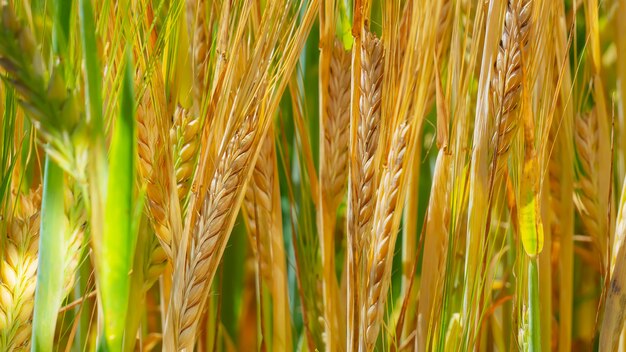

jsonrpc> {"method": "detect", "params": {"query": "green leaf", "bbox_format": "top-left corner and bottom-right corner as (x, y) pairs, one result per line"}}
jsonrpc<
(31, 156), (66, 351)
(52, 0), (72, 60)
(78, 0), (103, 134)
(98, 48), (136, 351)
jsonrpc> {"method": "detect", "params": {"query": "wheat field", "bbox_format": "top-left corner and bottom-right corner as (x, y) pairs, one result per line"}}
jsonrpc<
(0, 0), (625, 350)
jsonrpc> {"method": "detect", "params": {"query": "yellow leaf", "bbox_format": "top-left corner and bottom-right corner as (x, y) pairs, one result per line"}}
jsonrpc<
(520, 157), (543, 256)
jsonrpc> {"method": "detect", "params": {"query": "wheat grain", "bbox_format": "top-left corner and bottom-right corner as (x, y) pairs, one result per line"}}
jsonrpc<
(490, 0), (532, 173)
(144, 235), (169, 289)
(0, 189), (41, 351)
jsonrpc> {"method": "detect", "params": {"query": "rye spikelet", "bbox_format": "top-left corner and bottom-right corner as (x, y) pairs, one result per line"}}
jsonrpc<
(574, 109), (605, 263)
(172, 106), (201, 213)
(0, 189), (41, 351)
(364, 121), (410, 350)
(322, 39), (351, 211)
(490, 0), (533, 172)
(169, 112), (258, 350)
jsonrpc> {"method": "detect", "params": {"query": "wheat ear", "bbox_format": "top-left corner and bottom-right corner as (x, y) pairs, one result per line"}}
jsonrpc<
(364, 121), (410, 350)
(137, 84), (181, 264)
(243, 131), (276, 286)
(490, 0), (532, 172)
(318, 37), (351, 351)
(62, 187), (85, 297)
(347, 31), (383, 350)
(167, 112), (258, 350)
(0, 189), (41, 351)
(574, 109), (606, 264)
(322, 39), (352, 211)
(351, 32), (384, 243)
(243, 126), (292, 351)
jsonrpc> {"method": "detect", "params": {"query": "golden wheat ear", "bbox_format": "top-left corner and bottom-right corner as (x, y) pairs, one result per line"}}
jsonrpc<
(364, 120), (410, 350)
(347, 30), (383, 350)
(574, 109), (606, 267)
(322, 40), (351, 214)
(137, 71), (182, 268)
(490, 0), (533, 175)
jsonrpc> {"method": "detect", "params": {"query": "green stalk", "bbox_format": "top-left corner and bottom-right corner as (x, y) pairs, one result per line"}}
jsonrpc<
(528, 258), (540, 352)
(98, 50), (136, 351)
(31, 157), (66, 351)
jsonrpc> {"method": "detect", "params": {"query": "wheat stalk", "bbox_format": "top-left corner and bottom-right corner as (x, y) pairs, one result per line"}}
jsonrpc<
(490, 0), (532, 173)
(0, 189), (41, 351)
(417, 152), (452, 350)
(363, 120), (410, 350)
